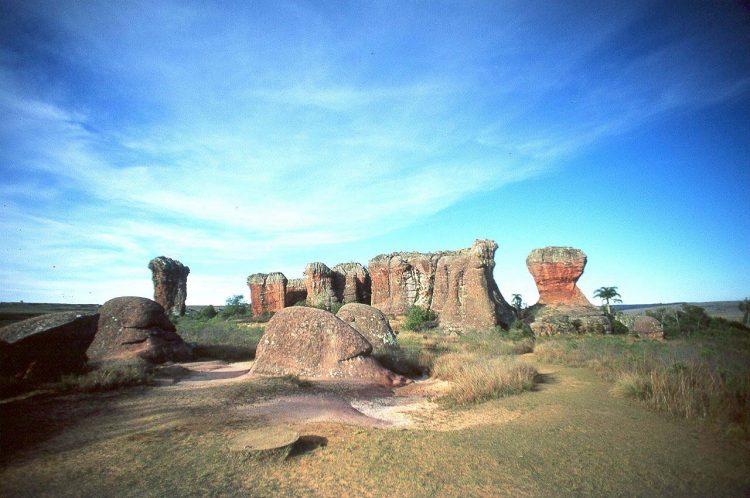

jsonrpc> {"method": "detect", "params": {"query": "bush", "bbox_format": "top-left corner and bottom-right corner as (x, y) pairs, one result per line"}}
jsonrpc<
(508, 320), (534, 339)
(222, 295), (250, 319)
(198, 305), (218, 320)
(403, 306), (438, 331)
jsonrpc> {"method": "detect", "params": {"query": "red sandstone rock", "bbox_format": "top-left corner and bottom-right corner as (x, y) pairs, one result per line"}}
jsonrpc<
(526, 247), (591, 306)
(247, 272), (288, 316)
(304, 262), (339, 310)
(368, 240), (515, 330)
(285, 278), (308, 306)
(148, 256), (190, 316)
(250, 307), (406, 386)
(332, 262), (371, 304)
(87, 297), (191, 363)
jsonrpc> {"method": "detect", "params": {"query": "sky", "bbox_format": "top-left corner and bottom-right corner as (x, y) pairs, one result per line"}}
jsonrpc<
(1, 0), (749, 306)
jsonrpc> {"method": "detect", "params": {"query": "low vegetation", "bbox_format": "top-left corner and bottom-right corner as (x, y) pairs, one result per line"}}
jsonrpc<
(57, 358), (154, 392)
(402, 305), (438, 331)
(174, 316), (264, 361)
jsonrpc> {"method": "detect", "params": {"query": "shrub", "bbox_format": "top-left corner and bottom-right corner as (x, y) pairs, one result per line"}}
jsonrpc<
(198, 305), (218, 320)
(403, 306), (438, 331)
(508, 320), (534, 339)
(58, 358), (154, 392)
(222, 295), (250, 319)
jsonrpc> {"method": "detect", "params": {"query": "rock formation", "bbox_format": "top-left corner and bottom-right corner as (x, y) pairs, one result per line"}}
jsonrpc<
(525, 246), (611, 335)
(369, 240), (515, 330)
(617, 314), (664, 340)
(247, 272), (288, 316)
(250, 307), (406, 386)
(148, 256), (190, 316)
(87, 297), (191, 363)
(332, 262), (371, 304)
(525, 247), (590, 306)
(304, 262), (339, 310)
(336, 303), (397, 354)
(0, 312), (99, 381)
(285, 278), (307, 306)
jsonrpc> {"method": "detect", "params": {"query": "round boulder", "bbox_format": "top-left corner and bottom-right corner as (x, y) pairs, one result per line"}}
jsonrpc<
(250, 307), (405, 386)
(336, 303), (398, 354)
(632, 315), (664, 340)
(87, 296), (191, 363)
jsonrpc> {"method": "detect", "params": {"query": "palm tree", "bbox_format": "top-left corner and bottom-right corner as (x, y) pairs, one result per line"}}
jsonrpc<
(511, 293), (523, 317)
(593, 286), (622, 315)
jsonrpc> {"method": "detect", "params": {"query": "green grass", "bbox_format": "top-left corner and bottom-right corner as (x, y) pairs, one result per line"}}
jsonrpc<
(535, 334), (750, 437)
(56, 358), (154, 392)
(174, 316), (264, 361)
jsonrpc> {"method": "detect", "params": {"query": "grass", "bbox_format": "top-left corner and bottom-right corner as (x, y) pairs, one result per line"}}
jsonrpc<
(56, 358), (154, 392)
(535, 334), (750, 437)
(174, 316), (264, 361)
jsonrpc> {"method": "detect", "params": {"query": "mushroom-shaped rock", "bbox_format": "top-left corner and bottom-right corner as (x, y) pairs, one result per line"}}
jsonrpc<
(250, 307), (405, 386)
(148, 256), (190, 316)
(247, 272), (288, 316)
(87, 296), (191, 363)
(526, 247), (591, 306)
(0, 312), (99, 380)
(336, 303), (397, 354)
(304, 262), (339, 311)
(332, 262), (371, 304)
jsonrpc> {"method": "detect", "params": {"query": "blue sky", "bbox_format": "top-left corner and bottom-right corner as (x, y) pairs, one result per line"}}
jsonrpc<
(1, 0), (748, 305)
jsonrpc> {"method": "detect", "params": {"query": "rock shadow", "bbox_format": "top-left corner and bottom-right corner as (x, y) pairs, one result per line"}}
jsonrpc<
(288, 435), (328, 458)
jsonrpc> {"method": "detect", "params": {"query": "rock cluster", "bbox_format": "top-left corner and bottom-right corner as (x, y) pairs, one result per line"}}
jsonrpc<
(525, 246), (611, 335)
(87, 296), (192, 363)
(0, 312), (99, 380)
(250, 307), (405, 386)
(526, 247), (590, 306)
(148, 256), (190, 316)
(369, 240), (515, 330)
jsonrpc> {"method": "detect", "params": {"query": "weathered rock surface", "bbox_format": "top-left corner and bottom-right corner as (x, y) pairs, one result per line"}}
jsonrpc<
(336, 303), (397, 354)
(332, 262), (371, 305)
(148, 256), (190, 316)
(87, 297), (191, 363)
(528, 304), (612, 336)
(0, 312), (99, 380)
(248, 272), (288, 316)
(526, 247), (591, 306)
(250, 307), (405, 385)
(285, 278), (307, 306)
(618, 314), (665, 340)
(304, 262), (339, 311)
(369, 240), (515, 330)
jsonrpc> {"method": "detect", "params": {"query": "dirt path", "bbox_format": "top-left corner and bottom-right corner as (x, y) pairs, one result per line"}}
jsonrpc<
(1, 357), (749, 497)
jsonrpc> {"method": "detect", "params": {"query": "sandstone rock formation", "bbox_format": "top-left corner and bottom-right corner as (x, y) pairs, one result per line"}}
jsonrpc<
(618, 314), (664, 340)
(247, 272), (288, 316)
(250, 307), (405, 386)
(87, 297), (191, 363)
(148, 256), (190, 316)
(336, 303), (397, 354)
(304, 262), (339, 310)
(369, 240), (515, 330)
(285, 278), (307, 306)
(332, 262), (371, 304)
(528, 304), (612, 336)
(525, 247), (590, 306)
(525, 246), (611, 335)
(0, 312), (99, 380)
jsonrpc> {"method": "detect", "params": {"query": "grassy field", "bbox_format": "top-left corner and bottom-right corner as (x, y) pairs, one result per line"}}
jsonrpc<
(1, 305), (749, 495)
(617, 300), (746, 323)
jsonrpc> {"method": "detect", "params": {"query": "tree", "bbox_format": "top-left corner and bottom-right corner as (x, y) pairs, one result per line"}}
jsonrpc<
(511, 293), (524, 317)
(593, 286), (622, 315)
(740, 298), (750, 327)
(222, 294), (249, 318)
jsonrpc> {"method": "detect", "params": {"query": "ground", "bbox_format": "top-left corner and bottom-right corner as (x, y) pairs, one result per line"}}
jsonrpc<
(1, 354), (748, 497)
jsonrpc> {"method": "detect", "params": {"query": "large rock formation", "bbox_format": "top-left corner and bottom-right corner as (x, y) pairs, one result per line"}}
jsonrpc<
(304, 262), (339, 311)
(250, 307), (405, 385)
(87, 297), (191, 363)
(525, 246), (611, 335)
(332, 262), (371, 304)
(617, 314), (665, 340)
(0, 312), (99, 380)
(369, 240), (515, 330)
(285, 278), (307, 306)
(336, 303), (397, 354)
(247, 272), (288, 316)
(148, 256), (190, 316)
(525, 247), (590, 306)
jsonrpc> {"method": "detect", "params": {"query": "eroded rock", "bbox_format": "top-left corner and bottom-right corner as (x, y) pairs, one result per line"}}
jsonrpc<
(250, 307), (405, 385)
(332, 262), (371, 305)
(526, 247), (590, 306)
(369, 240), (515, 330)
(618, 314), (665, 340)
(248, 272), (288, 316)
(148, 256), (190, 316)
(0, 312), (99, 380)
(304, 262), (339, 311)
(528, 304), (612, 336)
(285, 278), (308, 306)
(87, 296), (191, 363)
(336, 303), (397, 354)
